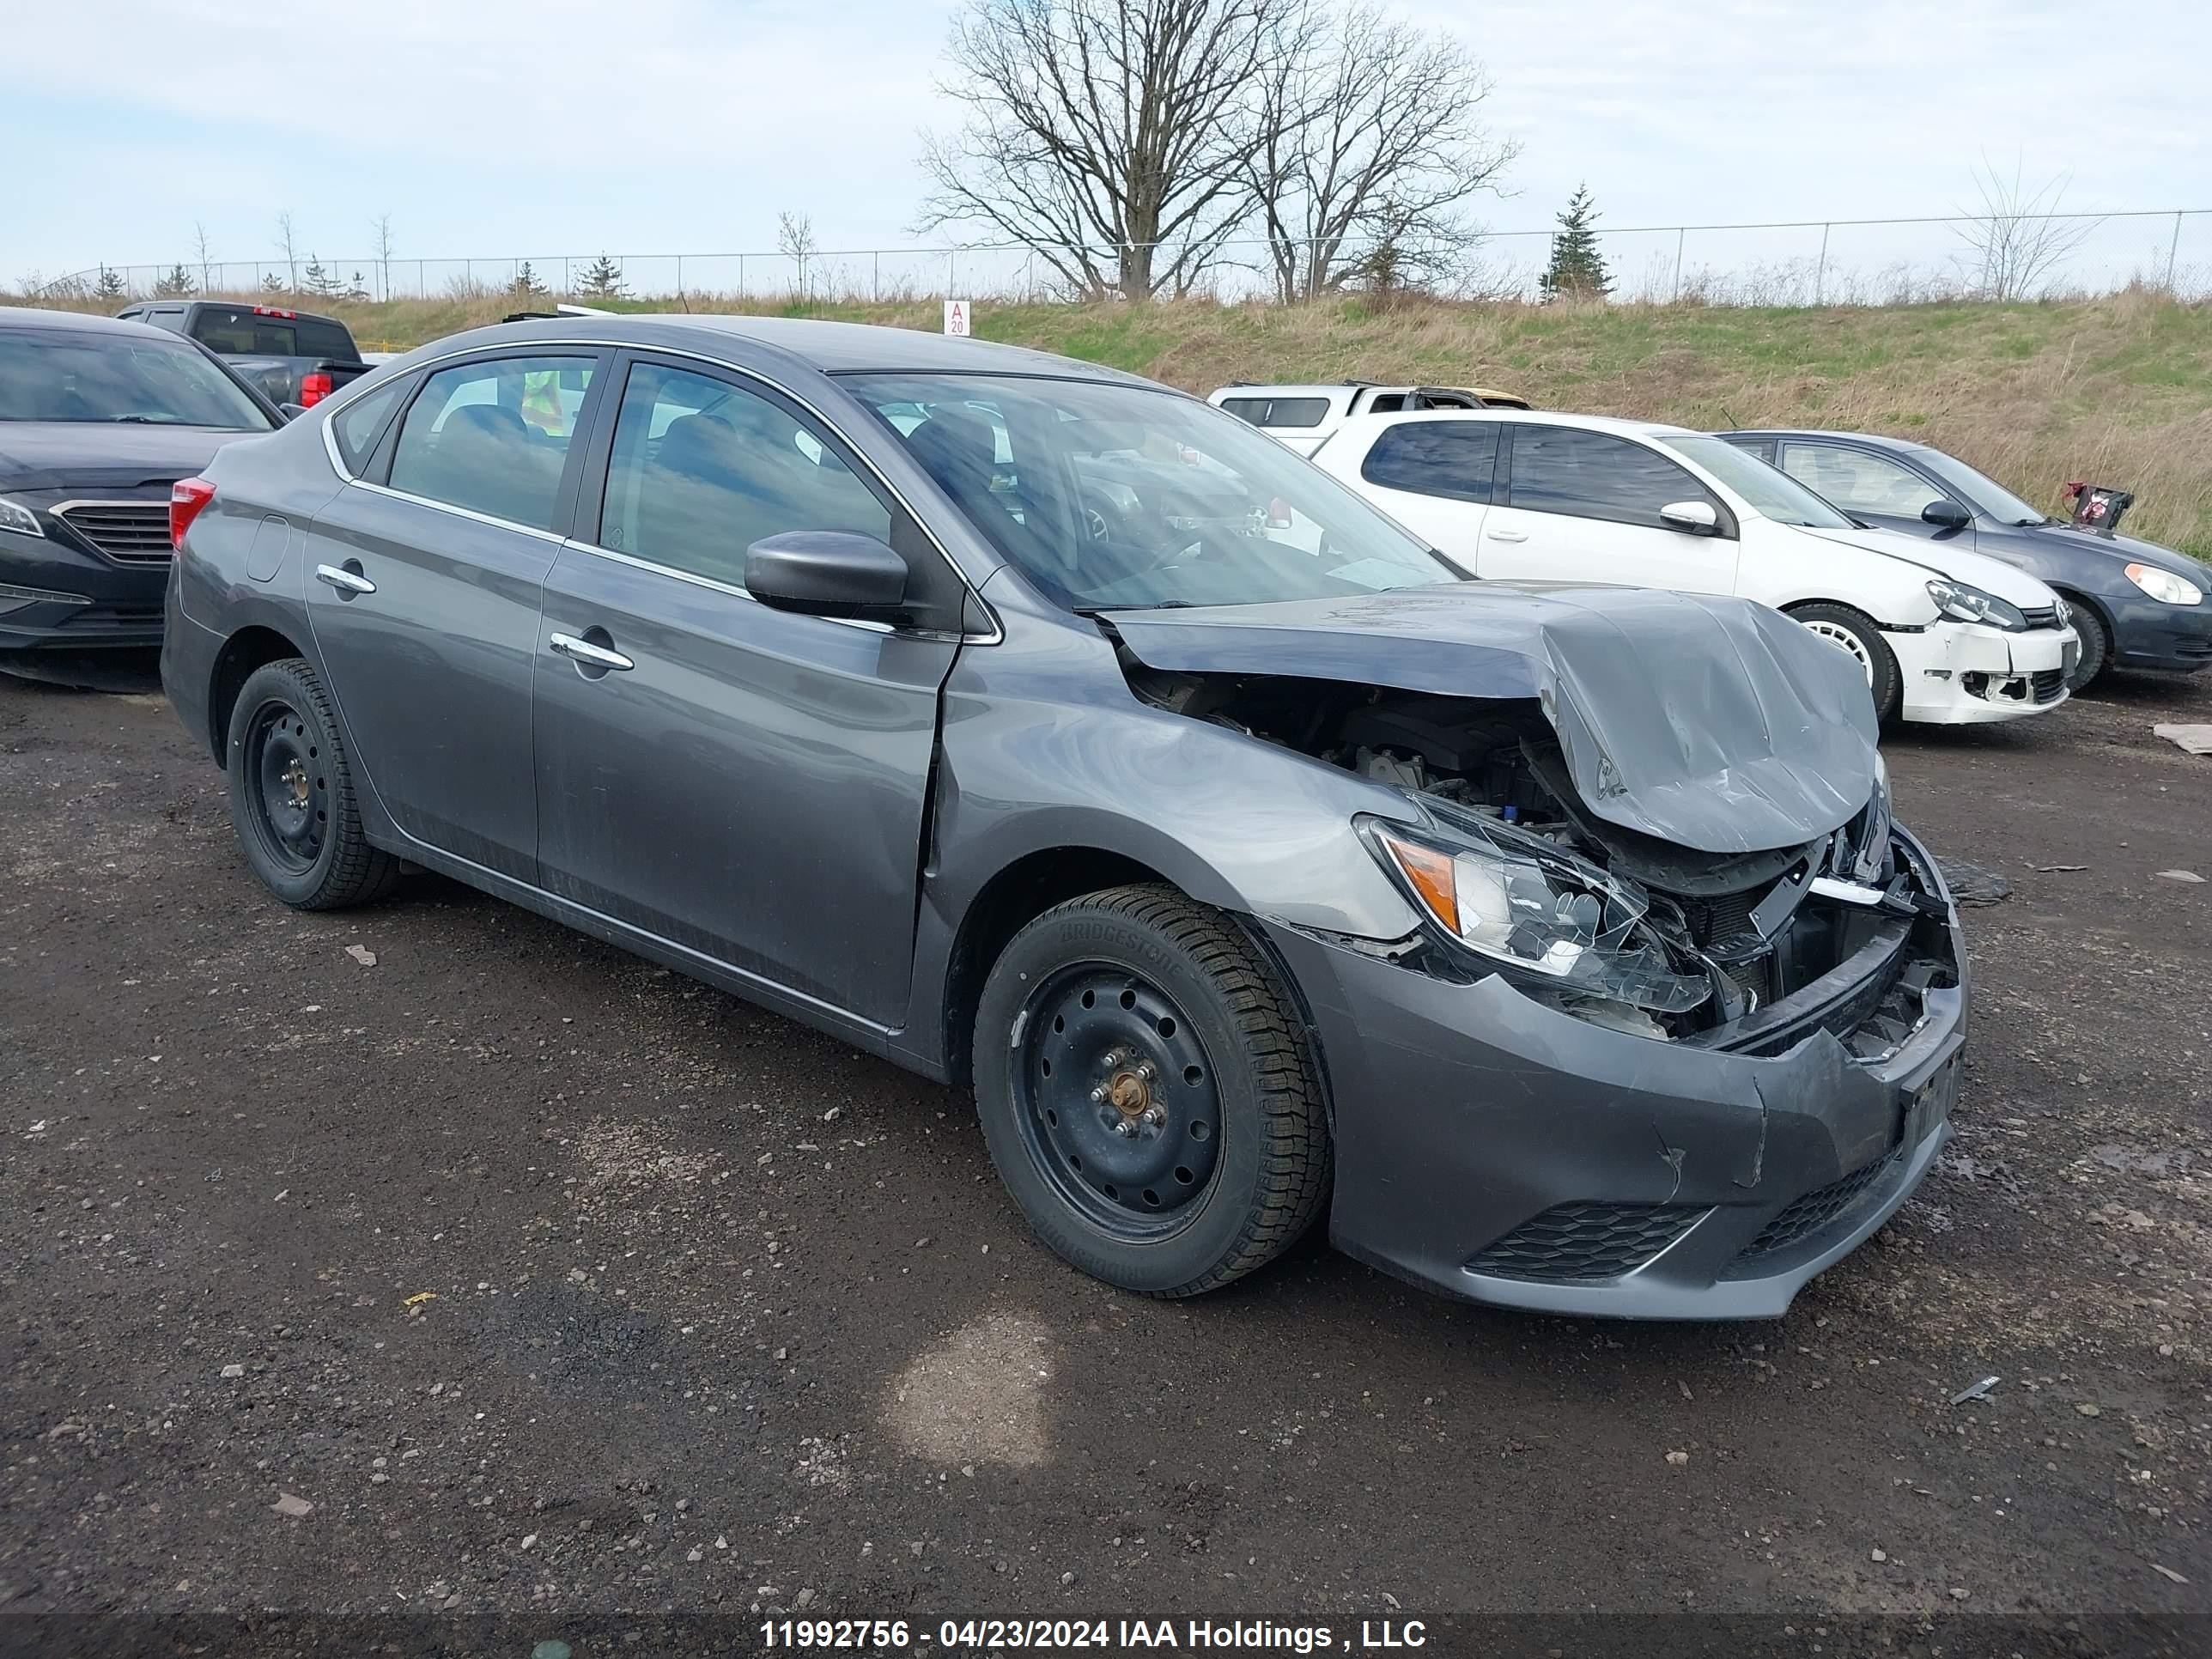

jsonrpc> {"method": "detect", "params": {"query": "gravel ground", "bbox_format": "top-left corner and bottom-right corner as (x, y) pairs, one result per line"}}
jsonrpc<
(2, 661), (2209, 1656)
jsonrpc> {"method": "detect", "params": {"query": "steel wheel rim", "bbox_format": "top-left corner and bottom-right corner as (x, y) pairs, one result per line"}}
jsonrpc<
(1012, 963), (1223, 1240)
(245, 698), (327, 873)
(1803, 618), (1875, 685)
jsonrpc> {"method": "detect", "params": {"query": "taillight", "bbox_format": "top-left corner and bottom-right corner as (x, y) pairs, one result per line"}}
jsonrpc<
(170, 477), (216, 549)
(299, 371), (333, 407)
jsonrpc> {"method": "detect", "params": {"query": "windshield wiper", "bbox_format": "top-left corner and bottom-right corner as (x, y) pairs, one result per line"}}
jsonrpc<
(111, 414), (183, 424)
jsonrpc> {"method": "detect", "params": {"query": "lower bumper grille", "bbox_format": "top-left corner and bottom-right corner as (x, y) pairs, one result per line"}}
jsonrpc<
(1723, 1153), (1899, 1274)
(56, 501), (174, 564)
(1468, 1201), (1707, 1283)
(2031, 667), (2065, 703)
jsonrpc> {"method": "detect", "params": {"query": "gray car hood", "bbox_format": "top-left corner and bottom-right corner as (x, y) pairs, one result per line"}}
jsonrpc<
(0, 421), (260, 491)
(1106, 582), (1880, 855)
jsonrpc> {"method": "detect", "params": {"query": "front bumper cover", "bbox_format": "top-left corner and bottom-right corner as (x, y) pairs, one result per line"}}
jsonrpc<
(1888, 619), (2075, 724)
(1268, 824), (1965, 1320)
(0, 521), (168, 654)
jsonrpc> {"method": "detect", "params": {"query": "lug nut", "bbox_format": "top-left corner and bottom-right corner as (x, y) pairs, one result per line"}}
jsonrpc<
(1137, 1061), (1155, 1080)
(1142, 1105), (1166, 1128)
(1091, 1085), (1108, 1103)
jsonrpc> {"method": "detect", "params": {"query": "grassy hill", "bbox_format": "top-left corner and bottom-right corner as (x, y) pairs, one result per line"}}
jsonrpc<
(20, 289), (2212, 556)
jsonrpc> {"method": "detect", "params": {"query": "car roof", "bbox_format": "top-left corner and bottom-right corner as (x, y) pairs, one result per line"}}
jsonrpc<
(1720, 428), (1929, 455)
(1340, 407), (1695, 440)
(385, 314), (1159, 387)
(0, 305), (177, 339)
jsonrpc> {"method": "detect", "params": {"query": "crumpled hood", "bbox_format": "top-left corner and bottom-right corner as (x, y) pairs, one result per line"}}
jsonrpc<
(1796, 524), (2057, 608)
(1107, 582), (1879, 854)
(0, 422), (259, 491)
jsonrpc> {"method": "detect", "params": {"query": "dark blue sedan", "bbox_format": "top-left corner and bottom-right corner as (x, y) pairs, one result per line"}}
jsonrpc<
(1719, 428), (2212, 689)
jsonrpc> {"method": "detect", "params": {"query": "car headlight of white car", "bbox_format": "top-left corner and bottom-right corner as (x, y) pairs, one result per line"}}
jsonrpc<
(1926, 578), (2027, 631)
(2124, 562), (2204, 606)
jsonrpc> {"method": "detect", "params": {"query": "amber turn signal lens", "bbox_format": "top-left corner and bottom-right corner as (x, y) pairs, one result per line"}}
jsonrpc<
(1379, 833), (1459, 937)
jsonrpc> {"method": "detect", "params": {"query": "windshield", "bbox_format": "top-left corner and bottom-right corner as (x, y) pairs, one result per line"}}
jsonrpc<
(842, 373), (1456, 611)
(0, 332), (274, 428)
(1660, 434), (1854, 529)
(1913, 447), (2048, 526)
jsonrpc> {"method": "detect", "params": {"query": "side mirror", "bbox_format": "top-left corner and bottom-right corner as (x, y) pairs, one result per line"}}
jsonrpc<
(1921, 498), (1972, 530)
(277, 403), (307, 422)
(1659, 500), (1719, 535)
(744, 531), (908, 621)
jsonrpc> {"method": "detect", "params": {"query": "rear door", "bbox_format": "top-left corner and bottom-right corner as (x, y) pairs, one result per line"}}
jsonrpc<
(532, 353), (959, 1025)
(1477, 424), (1741, 594)
(1339, 418), (1499, 569)
(1776, 441), (1967, 546)
(303, 348), (610, 881)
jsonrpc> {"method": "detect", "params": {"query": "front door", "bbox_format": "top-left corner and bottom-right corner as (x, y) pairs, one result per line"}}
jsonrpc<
(304, 349), (608, 880)
(1476, 424), (1742, 595)
(532, 355), (959, 1026)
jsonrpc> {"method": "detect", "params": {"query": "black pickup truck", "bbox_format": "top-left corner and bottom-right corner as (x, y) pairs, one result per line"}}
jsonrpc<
(115, 301), (370, 410)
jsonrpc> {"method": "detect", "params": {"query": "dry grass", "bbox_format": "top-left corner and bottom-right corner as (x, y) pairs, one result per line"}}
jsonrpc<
(16, 286), (2209, 556)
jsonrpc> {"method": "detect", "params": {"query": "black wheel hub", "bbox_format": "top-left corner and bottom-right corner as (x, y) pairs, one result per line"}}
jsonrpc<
(1015, 966), (1221, 1237)
(246, 701), (327, 872)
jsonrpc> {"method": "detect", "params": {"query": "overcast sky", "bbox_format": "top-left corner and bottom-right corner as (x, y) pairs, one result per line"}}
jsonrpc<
(7, 0), (2205, 285)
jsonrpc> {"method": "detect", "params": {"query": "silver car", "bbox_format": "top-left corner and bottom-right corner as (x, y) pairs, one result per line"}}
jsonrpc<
(162, 317), (1966, 1320)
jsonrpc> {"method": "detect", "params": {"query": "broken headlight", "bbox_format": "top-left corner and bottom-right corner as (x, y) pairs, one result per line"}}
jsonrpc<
(1926, 578), (2027, 631)
(1361, 805), (1710, 1013)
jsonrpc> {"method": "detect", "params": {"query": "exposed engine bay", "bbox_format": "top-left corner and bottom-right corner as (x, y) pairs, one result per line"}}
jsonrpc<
(1127, 662), (1951, 1043)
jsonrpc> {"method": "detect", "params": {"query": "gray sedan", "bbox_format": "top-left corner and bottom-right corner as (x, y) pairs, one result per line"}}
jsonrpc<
(162, 317), (1966, 1320)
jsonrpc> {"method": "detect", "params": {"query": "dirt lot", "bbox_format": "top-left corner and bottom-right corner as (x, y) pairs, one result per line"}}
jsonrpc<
(3, 661), (2209, 1656)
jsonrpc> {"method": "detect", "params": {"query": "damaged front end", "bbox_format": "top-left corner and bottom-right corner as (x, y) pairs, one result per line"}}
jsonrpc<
(1106, 586), (1966, 1316)
(1121, 660), (1944, 1051)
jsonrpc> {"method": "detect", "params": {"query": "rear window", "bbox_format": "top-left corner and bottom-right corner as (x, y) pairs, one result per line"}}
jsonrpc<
(1219, 396), (1330, 429)
(190, 308), (356, 362)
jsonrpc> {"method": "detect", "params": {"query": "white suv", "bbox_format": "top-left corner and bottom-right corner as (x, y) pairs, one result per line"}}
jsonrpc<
(1209, 381), (1531, 457)
(1310, 409), (2078, 725)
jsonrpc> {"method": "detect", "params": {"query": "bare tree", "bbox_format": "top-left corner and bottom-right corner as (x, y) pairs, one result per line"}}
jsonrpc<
(1243, 2), (1516, 301)
(273, 209), (301, 295)
(371, 212), (397, 302)
(192, 222), (216, 294)
(919, 0), (1291, 300)
(1953, 156), (2098, 301)
(777, 210), (819, 298)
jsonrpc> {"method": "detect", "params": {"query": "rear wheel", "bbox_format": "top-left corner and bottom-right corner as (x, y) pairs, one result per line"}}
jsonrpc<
(971, 884), (1330, 1297)
(2061, 596), (2110, 692)
(226, 658), (399, 909)
(1790, 601), (1901, 722)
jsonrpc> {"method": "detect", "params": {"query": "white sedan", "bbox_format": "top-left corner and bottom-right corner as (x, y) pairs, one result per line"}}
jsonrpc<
(1308, 409), (2078, 725)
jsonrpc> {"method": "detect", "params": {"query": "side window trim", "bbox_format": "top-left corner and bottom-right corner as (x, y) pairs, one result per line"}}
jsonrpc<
(368, 348), (614, 538)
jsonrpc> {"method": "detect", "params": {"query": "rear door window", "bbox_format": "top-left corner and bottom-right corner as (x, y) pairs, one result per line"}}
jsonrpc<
(1505, 426), (1719, 528)
(295, 319), (357, 361)
(1360, 421), (1500, 505)
(386, 356), (598, 531)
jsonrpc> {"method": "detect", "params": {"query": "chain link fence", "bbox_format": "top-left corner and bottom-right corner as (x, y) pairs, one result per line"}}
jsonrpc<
(28, 209), (2210, 307)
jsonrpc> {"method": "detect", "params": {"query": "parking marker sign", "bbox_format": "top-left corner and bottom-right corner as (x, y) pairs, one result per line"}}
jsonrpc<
(943, 299), (972, 337)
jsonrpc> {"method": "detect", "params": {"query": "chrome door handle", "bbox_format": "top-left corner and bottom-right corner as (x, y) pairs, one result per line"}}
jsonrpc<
(1485, 529), (1528, 544)
(550, 632), (635, 672)
(314, 562), (376, 594)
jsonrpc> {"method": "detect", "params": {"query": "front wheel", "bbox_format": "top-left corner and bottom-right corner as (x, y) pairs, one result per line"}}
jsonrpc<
(971, 884), (1331, 1297)
(1790, 601), (1902, 722)
(225, 657), (399, 909)
(2062, 597), (2110, 692)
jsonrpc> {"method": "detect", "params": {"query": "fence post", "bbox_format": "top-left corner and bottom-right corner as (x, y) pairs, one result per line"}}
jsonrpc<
(676, 254), (684, 298)
(1671, 227), (1685, 302)
(1814, 222), (1831, 306)
(2167, 210), (2184, 293)
(874, 250), (881, 302)
(739, 253), (746, 295)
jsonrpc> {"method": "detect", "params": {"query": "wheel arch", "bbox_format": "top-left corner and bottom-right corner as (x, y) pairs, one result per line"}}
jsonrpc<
(208, 623), (309, 758)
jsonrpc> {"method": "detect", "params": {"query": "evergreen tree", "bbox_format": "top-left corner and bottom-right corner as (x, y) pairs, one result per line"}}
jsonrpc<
(345, 271), (372, 301)
(155, 263), (198, 298)
(302, 254), (344, 298)
(261, 271), (290, 296)
(510, 261), (549, 298)
(1539, 184), (1612, 301)
(579, 253), (625, 300)
(95, 266), (127, 301)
